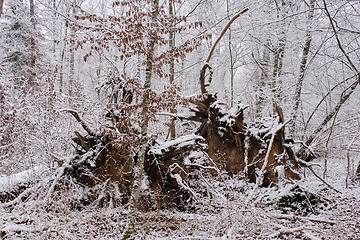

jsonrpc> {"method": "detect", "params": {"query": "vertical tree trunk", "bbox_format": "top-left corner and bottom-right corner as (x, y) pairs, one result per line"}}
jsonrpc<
(255, 40), (271, 118)
(59, 25), (67, 93)
(272, 32), (285, 102)
(168, 0), (176, 140)
(69, 2), (76, 96)
(290, 0), (315, 136)
(0, 0), (4, 15)
(29, 0), (36, 83)
(126, 0), (159, 233)
(226, 0), (234, 108)
(271, 1), (288, 113)
(52, 0), (56, 54)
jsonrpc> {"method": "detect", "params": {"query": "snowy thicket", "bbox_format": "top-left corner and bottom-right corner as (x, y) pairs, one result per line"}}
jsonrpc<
(1, 0), (360, 239)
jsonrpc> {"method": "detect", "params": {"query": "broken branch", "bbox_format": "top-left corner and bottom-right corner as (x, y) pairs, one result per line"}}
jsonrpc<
(61, 109), (94, 136)
(206, 8), (249, 63)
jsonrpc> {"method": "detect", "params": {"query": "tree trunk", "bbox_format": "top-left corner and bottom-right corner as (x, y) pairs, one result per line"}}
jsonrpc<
(59, 24), (67, 93)
(168, 0), (176, 140)
(290, 0), (315, 137)
(296, 0), (360, 160)
(29, 0), (36, 83)
(255, 40), (271, 118)
(127, 0), (159, 232)
(0, 0), (4, 15)
(226, 0), (234, 108)
(69, 2), (76, 96)
(271, 1), (288, 113)
(272, 32), (285, 105)
(305, 78), (359, 147)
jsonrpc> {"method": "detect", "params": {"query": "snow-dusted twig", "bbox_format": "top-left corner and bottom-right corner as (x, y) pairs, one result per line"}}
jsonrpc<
(45, 157), (71, 200)
(269, 213), (336, 225)
(308, 165), (341, 193)
(196, 170), (227, 203)
(185, 163), (218, 171)
(267, 226), (305, 238)
(203, 152), (220, 173)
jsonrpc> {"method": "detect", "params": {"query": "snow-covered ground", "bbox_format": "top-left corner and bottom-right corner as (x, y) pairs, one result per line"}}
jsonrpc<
(1, 157), (359, 239)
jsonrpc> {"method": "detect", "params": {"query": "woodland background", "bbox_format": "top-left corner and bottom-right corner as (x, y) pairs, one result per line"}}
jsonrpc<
(0, 0), (360, 239)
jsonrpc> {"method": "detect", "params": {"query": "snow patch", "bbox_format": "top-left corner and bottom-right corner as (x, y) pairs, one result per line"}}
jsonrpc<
(140, 174), (150, 191)
(1, 223), (32, 232)
(0, 165), (45, 193)
(149, 134), (205, 155)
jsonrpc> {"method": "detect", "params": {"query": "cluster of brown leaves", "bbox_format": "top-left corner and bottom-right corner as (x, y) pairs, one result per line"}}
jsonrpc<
(67, 0), (211, 78)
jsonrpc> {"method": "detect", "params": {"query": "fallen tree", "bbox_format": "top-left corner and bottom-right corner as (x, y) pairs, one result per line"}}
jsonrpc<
(40, 92), (300, 210)
(0, 92), (301, 210)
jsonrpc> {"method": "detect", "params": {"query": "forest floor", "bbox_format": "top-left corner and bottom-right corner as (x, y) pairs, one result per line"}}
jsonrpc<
(1, 157), (360, 239)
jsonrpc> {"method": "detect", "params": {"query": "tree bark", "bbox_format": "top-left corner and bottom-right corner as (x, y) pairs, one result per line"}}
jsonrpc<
(226, 0), (234, 107)
(255, 40), (271, 118)
(168, 0), (176, 140)
(290, 0), (316, 136)
(127, 0), (159, 232)
(297, 0), (360, 159)
(271, 1), (289, 113)
(0, 0), (4, 15)
(29, 0), (36, 83)
(69, 2), (76, 96)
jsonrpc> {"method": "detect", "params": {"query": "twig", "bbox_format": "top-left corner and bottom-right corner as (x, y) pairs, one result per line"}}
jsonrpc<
(45, 159), (71, 200)
(270, 213), (336, 225)
(203, 152), (220, 173)
(1, 187), (34, 208)
(51, 154), (64, 166)
(308, 165), (341, 193)
(267, 226), (305, 238)
(323, 0), (359, 73)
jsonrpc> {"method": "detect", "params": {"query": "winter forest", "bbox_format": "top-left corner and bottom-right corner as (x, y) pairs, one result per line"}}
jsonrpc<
(0, 0), (360, 239)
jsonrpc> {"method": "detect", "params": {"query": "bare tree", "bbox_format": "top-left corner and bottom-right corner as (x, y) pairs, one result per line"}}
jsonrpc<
(290, 0), (316, 137)
(125, 0), (160, 235)
(297, 0), (360, 159)
(168, 0), (176, 140)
